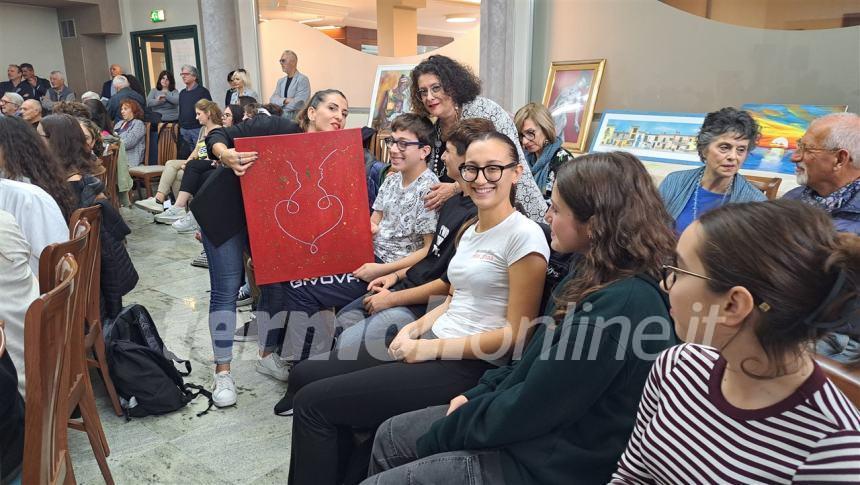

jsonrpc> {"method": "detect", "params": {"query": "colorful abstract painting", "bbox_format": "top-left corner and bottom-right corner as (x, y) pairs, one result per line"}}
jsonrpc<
(589, 111), (706, 165)
(740, 104), (848, 174)
(367, 64), (415, 133)
(237, 128), (374, 285)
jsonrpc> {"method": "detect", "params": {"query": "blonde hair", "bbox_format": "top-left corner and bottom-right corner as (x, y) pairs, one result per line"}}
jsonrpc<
(231, 70), (253, 91)
(514, 102), (557, 145)
(195, 99), (223, 125)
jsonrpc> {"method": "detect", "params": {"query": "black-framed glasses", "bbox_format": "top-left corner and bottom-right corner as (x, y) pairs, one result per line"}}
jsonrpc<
(660, 265), (772, 312)
(417, 84), (444, 99)
(519, 129), (537, 141)
(459, 162), (518, 182)
(796, 140), (839, 157)
(383, 137), (424, 151)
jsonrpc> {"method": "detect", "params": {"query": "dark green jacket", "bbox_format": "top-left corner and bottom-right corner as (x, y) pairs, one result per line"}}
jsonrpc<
(416, 273), (676, 485)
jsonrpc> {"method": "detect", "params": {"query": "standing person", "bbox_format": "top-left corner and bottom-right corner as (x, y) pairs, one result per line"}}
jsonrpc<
(18, 63), (50, 101)
(270, 50), (310, 120)
(114, 100), (146, 167)
(228, 69), (259, 104)
(40, 71), (75, 112)
(658, 107), (766, 236)
(514, 102), (575, 204)
(178, 65), (213, 159)
(146, 70), (180, 122)
(101, 64), (123, 100)
(223, 70), (237, 108)
(409, 55), (547, 222)
(611, 200), (860, 484)
(0, 64), (32, 100)
(363, 151), (677, 485)
(106, 75), (145, 123)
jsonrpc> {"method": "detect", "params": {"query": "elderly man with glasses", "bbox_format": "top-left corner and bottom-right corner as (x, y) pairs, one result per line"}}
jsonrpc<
(0, 93), (24, 117)
(177, 64), (212, 159)
(269, 50), (310, 120)
(783, 111), (860, 364)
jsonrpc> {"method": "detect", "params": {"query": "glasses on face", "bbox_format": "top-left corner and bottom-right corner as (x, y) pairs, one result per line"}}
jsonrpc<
(459, 162), (518, 183)
(660, 264), (772, 312)
(796, 140), (839, 157)
(519, 129), (537, 141)
(279, 58), (289, 64)
(418, 84), (444, 99)
(383, 137), (424, 151)
(180, 72), (191, 77)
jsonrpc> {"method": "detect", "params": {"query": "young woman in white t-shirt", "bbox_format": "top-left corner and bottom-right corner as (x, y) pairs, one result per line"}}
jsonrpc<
(283, 129), (550, 485)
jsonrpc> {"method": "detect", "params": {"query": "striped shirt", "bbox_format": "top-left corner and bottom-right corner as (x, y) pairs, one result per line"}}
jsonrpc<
(611, 344), (860, 484)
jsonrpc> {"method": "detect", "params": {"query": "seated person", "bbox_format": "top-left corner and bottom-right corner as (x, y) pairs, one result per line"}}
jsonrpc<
(363, 151), (678, 485)
(255, 113), (440, 379)
(284, 129), (550, 485)
(38, 113), (105, 208)
(114, 99), (146, 167)
(333, 118), (491, 350)
(610, 200), (860, 483)
(659, 107), (766, 236)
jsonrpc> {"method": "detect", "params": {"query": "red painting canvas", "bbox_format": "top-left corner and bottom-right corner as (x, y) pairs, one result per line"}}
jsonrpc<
(237, 128), (373, 285)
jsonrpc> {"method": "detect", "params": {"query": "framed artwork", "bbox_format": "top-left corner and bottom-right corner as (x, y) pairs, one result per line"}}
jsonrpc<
(237, 128), (374, 285)
(542, 59), (606, 153)
(589, 111), (706, 166)
(740, 103), (848, 175)
(367, 64), (416, 133)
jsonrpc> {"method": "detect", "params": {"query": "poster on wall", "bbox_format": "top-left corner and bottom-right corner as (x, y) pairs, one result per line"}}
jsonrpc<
(589, 111), (706, 165)
(236, 129), (374, 285)
(740, 103), (848, 175)
(367, 64), (416, 133)
(542, 59), (606, 153)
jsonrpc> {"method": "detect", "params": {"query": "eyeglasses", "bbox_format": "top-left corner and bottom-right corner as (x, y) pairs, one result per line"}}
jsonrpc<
(179, 72), (192, 77)
(796, 140), (839, 157)
(383, 137), (424, 151)
(459, 162), (518, 182)
(519, 129), (537, 141)
(660, 264), (772, 312)
(417, 84), (444, 99)
(279, 59), (289, 64)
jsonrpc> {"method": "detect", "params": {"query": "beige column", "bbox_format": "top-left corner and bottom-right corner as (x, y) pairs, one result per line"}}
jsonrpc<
(377, 0), (426, 57)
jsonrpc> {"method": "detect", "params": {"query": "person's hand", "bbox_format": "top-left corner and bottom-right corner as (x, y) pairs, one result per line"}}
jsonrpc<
(364, 288), (393, 314)
(389, 322), (417, 352)
(353, 262), (386, 282)
(423, 182), (457, 210)
(283, 97), (293, 106)
(389, 338), (436, 363)
(370, 222), (379, 235)
(180, 161), (187, 170)
(446, 395), (469, 416)
(219, 148), (258, 176)
(367, 273), (397, 291)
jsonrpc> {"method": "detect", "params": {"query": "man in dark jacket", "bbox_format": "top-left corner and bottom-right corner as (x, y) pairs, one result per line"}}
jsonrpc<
(783, 111), (860, 363)
(106, 75), (145, 123)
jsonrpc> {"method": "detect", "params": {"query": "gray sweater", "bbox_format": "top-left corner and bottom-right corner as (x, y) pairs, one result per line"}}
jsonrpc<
(146, 88), (180, 122)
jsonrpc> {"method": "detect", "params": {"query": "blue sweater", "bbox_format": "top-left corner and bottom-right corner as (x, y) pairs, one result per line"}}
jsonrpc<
(658, 166), (766, 220)
(178, 84), (212, 129)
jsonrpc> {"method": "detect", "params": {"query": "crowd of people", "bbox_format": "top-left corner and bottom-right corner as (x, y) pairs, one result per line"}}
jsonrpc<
(1, 51), (859, 485)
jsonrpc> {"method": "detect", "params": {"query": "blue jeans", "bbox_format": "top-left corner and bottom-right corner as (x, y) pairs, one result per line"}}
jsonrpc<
(202, 230), (246, 365)
(816, 333), (860, 364)
(335, 298), (417, 350)
(179, 127), (201, 159)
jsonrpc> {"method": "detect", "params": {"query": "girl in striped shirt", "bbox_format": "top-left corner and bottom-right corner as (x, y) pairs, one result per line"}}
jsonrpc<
(612, 199), (860, 484)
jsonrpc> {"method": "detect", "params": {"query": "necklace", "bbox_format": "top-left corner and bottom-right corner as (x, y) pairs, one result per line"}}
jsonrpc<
(692, 171), (733, 220)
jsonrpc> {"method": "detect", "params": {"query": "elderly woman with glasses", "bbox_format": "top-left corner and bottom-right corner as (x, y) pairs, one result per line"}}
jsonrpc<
(514, 102), (575, 203)
(409, 55), (547, 223)
(658, 107), (766, 236)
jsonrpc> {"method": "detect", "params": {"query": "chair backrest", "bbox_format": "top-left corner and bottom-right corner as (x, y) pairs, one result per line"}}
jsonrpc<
(745, 175), (782, 200)
(158, 122), (179, 165)
(69, 205), (102, 325)
(375, 133), (390, 164)
(815, 354), (860, 408)
(23, 254), (78, 485)
(100, 144), (120, 210)
(142, 121), (152, 165)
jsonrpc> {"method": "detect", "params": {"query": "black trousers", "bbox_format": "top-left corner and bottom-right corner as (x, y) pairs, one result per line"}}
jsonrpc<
(287, 342), (494, 485)
(179, 159), (215, 195)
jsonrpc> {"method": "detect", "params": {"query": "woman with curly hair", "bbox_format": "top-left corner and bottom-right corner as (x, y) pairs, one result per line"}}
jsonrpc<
(410, 55), (546, 222)
(115, 99), (146, 166)
(364, 151), (678, 485)
(38, 113), (106, 208)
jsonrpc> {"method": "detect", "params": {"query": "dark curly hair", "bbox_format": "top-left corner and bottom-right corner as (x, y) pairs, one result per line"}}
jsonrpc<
(40, 113), (96, 177)
(553, 151), (676, 315)
(0, 116), (77, 220)
(156, 70), (176, 92)
(84, 99), (113, 133)
(696, 107), (760, 162)
(410, 55), (481, 118)
(52, 101), (91, 119)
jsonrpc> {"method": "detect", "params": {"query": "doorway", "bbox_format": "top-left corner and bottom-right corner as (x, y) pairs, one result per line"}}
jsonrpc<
(130, 26), (202, 93)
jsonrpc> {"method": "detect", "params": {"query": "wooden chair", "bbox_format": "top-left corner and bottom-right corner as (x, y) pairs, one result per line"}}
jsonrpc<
(128, 122), (178, 200)
(23, 254), (78, 485)
(69, 206), (122, 416)
(745, 175), (782, 200)
(815, 354), (860, 408)
(40, 224), (114, 484)
(99, 144), (121, 211)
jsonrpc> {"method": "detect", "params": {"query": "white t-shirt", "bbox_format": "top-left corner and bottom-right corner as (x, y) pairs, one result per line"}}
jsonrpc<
(432, 211), (549, 339)
(0, 179), (69, 275)
(372, 169), (439, 263)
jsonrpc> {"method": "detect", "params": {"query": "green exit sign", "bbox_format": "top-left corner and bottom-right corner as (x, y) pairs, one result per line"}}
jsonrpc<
(150, 9), (165, 23)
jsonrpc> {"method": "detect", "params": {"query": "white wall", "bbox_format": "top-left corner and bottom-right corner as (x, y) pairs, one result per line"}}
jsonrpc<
(0, 3), (66, 78)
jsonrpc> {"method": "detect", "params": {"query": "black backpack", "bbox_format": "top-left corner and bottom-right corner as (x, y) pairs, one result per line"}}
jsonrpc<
(103, 304), (213, 418)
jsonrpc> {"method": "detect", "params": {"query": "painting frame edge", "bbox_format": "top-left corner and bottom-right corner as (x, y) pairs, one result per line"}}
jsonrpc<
(366, 63), (417, 131)
(541, 58), (606, 154)
(588, 110), (707, 166)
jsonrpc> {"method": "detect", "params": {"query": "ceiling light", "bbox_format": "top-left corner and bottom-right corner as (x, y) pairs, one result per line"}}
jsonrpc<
(445, 14), (477, 23)
(314, 25), (339, 30)
(298, 17), (324, 24)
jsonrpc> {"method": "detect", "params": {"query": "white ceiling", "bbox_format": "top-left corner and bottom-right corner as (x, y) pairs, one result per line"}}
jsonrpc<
(256, 0), (481, 37)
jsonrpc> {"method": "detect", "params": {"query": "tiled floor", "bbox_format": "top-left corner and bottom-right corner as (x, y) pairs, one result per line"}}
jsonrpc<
(69, 206), (292, 484)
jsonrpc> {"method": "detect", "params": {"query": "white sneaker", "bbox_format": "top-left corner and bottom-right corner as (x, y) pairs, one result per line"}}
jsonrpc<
(255, 354), (291, 382)
(172, 212), (199, 233)
(134, 196), (165, 214)
(212, 371), (237, 407)
(154, 205), (187, 224)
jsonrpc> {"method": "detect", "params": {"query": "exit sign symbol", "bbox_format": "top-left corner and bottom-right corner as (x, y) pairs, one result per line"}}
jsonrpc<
(151, 9), (165, 23)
